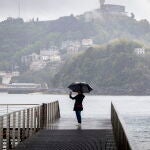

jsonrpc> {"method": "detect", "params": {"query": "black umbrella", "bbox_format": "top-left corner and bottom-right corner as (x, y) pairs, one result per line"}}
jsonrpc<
(68, 82), (93, 93)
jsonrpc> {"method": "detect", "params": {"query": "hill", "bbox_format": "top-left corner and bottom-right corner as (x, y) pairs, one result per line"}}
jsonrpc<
(53, 40), (150, 95)
(0, 12), (150, 71)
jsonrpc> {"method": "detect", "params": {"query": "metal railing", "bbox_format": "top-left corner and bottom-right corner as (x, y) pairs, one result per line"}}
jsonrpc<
(0, 104), (39, 116)
(111, 103), (139, 150)
(0, 101), (60, 150)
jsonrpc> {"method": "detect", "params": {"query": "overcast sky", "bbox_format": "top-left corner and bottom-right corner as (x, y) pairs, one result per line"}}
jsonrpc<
(0, 0), (150, 22)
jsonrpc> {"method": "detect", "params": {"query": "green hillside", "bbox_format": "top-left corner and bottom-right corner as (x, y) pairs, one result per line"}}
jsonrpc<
(0, 13), (150, 70)
(1, 11), (150, 95)
(53, 40), (150, 95)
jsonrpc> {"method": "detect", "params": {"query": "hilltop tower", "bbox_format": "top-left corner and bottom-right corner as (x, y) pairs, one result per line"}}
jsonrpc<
(99, 0), (105, 8)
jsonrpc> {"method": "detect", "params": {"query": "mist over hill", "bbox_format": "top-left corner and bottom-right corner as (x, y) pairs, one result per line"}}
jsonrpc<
(0, 12), (150, 70)
(1, 10), (150, 94)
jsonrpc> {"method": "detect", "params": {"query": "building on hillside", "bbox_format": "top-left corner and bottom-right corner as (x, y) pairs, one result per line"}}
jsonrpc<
(82, 39), (93, 47)
(0, 71), (7, 76)
(67, 46), (79, 55)
(40, 50), (50, 61)
(99, 0), (126, 15)
(40, 50), (60, 61)
(12, 71), (20, 77)
(101, 4), (125, 14)
(134, 48), (145, 55)
(50, 55), (61, 62)
(21, 53), (40, 65)
(2, 74), (12, 85)
(30, 61), (47, 71)
(31, 53), (40, 61)
(49, 46), (59, 51)
(40, 50), (59, 56)
(61, 41), (81, 49)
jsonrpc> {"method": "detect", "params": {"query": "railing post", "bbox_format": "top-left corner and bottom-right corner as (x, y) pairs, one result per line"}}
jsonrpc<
(0, 116), (3, 150)
(41, 103), (47, 128)
(26, 109), (30, 138)
(0, 101), (60, 149)
(12, 112), (16, 149)
(44, 103), (47, 127)
(40, 105), (43, 129)
(22, 110), (26, 141)
(50, 103), (52, 123)
(6, 114), (11, 150)
(30, 108), (33, 136)
(52, 102), (54, 122)
(37, 107), (40, 130)
(57, 101), (60, 119)
(47, 103), (50, 123)
(17, 111), (21, 144)
(54, 102), (56, 120)
(34, 108), (37, 132)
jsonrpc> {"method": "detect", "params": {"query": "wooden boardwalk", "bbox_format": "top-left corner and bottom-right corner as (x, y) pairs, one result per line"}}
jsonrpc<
(15, 118), (117, 150)
(0, 101), (138, 150)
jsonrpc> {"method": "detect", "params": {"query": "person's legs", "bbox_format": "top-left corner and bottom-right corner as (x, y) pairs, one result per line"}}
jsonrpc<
(75, 111), (81, 123)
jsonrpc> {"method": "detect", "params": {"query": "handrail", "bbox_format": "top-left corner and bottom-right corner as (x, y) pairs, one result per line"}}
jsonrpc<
(0, 105), (40, 117)
(111, 102), (139, 150)
(0, 101), (60, 150)
(0, 104), (38, 105)
(0, 104), (39, 115)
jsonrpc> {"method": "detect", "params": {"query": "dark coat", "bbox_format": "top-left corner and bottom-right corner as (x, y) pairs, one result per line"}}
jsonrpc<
(70, 94), (85, 111)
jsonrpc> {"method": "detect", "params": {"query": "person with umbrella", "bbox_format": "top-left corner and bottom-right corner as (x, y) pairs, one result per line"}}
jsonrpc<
(68, 82), (93, 127)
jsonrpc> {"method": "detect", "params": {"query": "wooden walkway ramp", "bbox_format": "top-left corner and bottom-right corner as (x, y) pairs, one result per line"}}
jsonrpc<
(15, 118), (117, 150)
(0, 101), (139, 150)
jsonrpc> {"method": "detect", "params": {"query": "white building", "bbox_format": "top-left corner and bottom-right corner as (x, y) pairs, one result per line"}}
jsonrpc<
(67, 46), (79, 55)
(0, 71), (7, 76)
(2, 75), (12, 85)
(30, 61), (47, 71)
(49, 46), (58, 51)
(50, 55), (61, 62)
(82, 39), (93, 47)
(21, 53), (40, 65)
(12, 71), (20, 77)
(61, 41), (81, 49)
(134, 48), (145, 55)
(40, 50), (60, 61)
